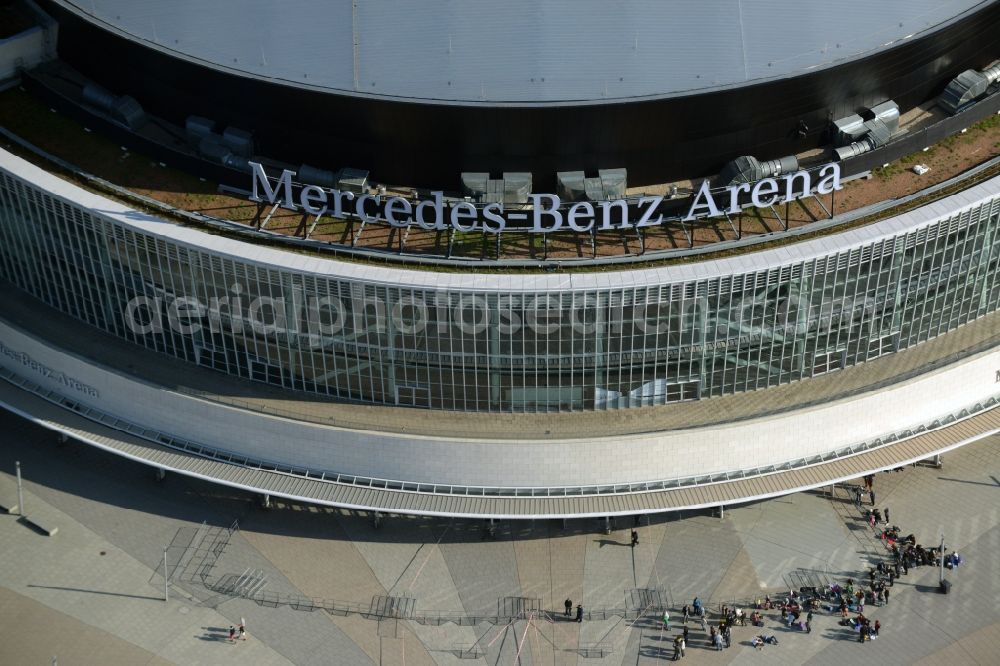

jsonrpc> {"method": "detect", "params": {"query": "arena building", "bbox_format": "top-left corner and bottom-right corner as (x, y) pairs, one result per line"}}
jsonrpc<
(1, 0), (1000, 520)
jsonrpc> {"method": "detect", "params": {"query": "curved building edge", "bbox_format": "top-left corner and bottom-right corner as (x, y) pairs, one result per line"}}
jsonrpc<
(1, 310), (999, 494)
(46, 0), (990, 104)
(1, 365), (998, 519)
(35, 0), (1000, 187)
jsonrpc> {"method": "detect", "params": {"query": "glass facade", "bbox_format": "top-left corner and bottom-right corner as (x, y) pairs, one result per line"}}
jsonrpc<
(3, 169), (1000, 413)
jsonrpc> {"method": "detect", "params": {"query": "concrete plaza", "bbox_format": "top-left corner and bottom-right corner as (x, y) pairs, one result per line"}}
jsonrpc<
(1, 408), (999, 665)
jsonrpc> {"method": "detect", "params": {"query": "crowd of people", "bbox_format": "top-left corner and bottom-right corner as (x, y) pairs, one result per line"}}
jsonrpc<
(655, 474), (967, 658)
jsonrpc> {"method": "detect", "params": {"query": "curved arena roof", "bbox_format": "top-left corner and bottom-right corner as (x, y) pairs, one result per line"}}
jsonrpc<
(55, 0), (991, 104)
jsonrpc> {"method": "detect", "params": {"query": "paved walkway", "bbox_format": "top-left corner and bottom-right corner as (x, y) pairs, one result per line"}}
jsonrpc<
(1, 407), (999, 664)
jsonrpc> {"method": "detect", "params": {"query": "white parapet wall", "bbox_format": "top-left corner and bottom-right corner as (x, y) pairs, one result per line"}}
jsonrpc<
(2, 317), (999, 490)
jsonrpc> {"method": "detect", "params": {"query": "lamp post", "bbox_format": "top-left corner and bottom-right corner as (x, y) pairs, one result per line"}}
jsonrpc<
(939, 534), (945, 586)
(163, 548), (169, 602)
(15, 461), (24, 516)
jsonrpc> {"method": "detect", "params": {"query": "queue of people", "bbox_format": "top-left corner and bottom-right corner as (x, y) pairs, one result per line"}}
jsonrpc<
(562, 472), (962, 657)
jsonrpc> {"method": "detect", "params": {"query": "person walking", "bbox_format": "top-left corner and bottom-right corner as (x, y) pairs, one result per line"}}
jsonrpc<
(682, 604), (690, 624)
(663, 610), (670, 631)
(228, 625), (237, 643)
(672, 636), (682, 661)
(870, 489), (876, 506)
(884, 507), (890, 524)
(806, 610), (813, 633)
(699, 612), (707, 631)
(854, 486), (863, 508)
(239, 618), (247, 641)
(682, 626), (689, 646)
(564, 599), (572, 617)
(874, 619), (881, 638)
(631, 530), (639, 547)
(576, 604), (583, 623)
(884, 587), (889, 605)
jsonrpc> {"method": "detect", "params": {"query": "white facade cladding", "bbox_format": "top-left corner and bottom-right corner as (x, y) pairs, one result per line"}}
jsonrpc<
(3, 318), (1000, 491)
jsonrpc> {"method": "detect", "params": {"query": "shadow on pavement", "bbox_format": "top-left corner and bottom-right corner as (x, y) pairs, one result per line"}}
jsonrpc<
(27, 583), (163, 601)
(594, 539), (629, 548)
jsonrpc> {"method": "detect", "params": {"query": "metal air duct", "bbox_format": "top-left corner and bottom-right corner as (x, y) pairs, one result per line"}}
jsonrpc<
(298, 164), (337, 188)
(940, 62), (1000, 115)
(718, 155), (798, 186)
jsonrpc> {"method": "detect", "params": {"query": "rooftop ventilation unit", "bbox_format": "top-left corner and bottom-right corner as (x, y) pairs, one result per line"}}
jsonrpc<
(940, 62), (1000, 115)
(583, 177), (605, 200)
(487, 179), (503, 203)
(833, 101), (898, 147)
(461, 172), (490, 201)
(861, 118), (892, 147)
(111, 95), (145, 130)
(462, 172), (532, 203)
(556, 168), (627, 201)
(81, 84), (146, 129)
(197, 134), (231, 164)
(834, 117), (894, 160)
(222, 126), (253, 158)
(298, 164), (338, 189)
(832, 100), (900, 161)
(864, 101), (900, 135)
(502, 172), (532, 204)
(81, 83), (115, 112)
(718, 155), (798, 187)
(185, 116), (216, 141)
(598, 168), (627, 199)
(556, 171), (587, 201)
(832, 114), (867, 146)
(223, 155), (252, 173)
(297, 165), (369, 192)
(337, 168), (369, 194)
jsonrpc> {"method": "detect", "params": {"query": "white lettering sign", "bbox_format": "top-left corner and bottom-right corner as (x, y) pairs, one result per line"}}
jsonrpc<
(247, 161), (843, 235)
(0, 342), (100, 398)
